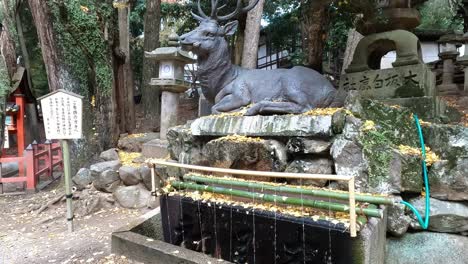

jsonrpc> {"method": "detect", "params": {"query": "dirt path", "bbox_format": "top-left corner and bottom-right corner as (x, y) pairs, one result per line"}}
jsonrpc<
(0, 182), (151, 264)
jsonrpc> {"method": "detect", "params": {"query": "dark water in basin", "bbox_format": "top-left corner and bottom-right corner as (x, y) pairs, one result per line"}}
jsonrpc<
(160, 194), (356, 264)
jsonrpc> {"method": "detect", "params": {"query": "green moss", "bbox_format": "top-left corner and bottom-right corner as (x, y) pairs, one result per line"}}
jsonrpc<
(358, 129), (393, 185)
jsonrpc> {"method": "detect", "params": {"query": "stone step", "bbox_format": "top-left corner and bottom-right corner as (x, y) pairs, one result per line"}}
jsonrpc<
(142, 139), (169, 159)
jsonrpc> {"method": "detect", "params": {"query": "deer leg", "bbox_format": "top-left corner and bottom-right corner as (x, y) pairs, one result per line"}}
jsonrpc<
(245, 101), (305, 116)
(212, 94), (250, 114)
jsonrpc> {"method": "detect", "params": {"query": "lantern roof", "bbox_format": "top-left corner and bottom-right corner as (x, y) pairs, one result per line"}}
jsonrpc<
(145, 47), (195, 64)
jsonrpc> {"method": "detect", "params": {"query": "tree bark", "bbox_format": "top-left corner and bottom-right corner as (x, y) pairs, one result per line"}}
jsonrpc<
(241, 0), (265, 69)
(117, 1), (135, 133)
(141, 0), (161, 132)
(233, 14), (247, 65)
(341, 29), (363, 74)
(0, 22), (17, 78)
(1, 0), (17, 78)
(300, 0), (330, 73)
(27, 0), (62, 91)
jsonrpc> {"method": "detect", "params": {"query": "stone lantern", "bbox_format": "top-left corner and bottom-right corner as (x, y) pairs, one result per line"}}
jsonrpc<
(437, 34), (462, 95)
(145, 32), (195, 140)
(457, 32), (468, 95)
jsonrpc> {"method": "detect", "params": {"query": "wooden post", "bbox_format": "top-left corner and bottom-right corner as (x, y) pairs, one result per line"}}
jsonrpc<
(61, 139), (74, 232)
(348, 177), (357, 237)
(25, 144), (36, 192)
(0, 162), (3, 194)
(151, 164), (157, 201)
(32, 140), (39, 178)
(45, 139), (53, 178)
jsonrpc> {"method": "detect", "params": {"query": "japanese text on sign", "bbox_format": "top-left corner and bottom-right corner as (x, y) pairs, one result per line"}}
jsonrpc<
(39, 90), (83, 140)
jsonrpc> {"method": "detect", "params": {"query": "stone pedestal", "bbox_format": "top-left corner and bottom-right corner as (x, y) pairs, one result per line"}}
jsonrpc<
(198, 93), (213, 117)
(457, 55), (468, 95)
(438, 51), (460, 95)
(160, 91), (179, 140)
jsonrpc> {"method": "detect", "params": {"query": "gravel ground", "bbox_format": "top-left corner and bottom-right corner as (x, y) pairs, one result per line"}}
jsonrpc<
(0, 181), (150, 264)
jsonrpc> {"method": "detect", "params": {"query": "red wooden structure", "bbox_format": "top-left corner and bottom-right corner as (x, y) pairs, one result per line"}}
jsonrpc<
(0, 140), (63, 193)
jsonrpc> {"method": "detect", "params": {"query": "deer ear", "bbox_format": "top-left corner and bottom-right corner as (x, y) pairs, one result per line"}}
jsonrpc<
(223, 21), (239, 36)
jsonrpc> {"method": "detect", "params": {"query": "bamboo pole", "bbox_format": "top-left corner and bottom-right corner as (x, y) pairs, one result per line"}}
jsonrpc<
(61, 139), (74, 232)
(348, 177), (357, 237)
(183, 174), (394, 205)
(171, 181), (382, 218)
(150, 160), (353, 181)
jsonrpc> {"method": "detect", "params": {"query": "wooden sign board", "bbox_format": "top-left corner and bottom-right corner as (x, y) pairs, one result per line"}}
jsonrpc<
(3, 127), (8, 149)
(38, 90), (84, 140)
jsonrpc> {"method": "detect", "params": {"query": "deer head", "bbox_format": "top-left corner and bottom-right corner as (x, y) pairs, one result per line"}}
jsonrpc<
(179, 0), (260, 59)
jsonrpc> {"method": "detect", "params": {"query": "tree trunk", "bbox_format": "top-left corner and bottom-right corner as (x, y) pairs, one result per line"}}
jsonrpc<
(241, 0), (265, 69)
(233, 14), (247, 65)
(0, 0), (17, 78)
(117, 1), (135, 133)
(341, 29), (363, 74)
(141, 0), (161, 132)
(0, 53), (11, 155)
(300, 0), (330, 73)
(27, 0), (62, 91)
(0, 22), (17, 78)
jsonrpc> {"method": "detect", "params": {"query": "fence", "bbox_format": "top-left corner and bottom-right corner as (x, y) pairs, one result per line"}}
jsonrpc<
(0, 140), (63, 193)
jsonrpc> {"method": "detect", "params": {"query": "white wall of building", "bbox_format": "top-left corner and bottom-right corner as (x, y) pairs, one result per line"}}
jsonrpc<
(381, 42), (466, 69)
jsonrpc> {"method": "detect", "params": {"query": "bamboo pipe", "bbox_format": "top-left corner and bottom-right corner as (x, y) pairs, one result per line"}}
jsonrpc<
(149, 160), (353, 181)
(183, 174), (395, 205)
(171, 181), (383, 218)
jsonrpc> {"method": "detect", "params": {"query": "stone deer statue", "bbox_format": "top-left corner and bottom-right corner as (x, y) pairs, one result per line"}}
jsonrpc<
(180, 0), (338, 115)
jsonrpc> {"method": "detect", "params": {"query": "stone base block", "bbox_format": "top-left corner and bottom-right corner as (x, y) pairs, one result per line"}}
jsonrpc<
(437, 84), (460, 95)
(191, 114), (340, 137)
(142, 139), (169, 159)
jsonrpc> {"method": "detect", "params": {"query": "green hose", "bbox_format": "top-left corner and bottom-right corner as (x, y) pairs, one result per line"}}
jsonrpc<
(400, 114), (430, 229)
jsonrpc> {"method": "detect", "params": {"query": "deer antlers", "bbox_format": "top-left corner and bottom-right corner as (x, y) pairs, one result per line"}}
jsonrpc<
(191, 0), (261, 22)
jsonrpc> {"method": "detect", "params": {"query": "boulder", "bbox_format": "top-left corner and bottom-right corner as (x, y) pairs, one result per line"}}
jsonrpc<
(118, 132), (160, 152)
(386, 202), (411, 237)
(331, 135), (422, 193)
(1, 162), (19, 177)
(89, 160), (121, 179)
(72, 168), (93, 190)
(424, 124), (468, 160)
(285, 158), (334, 187)
(201, 137), (288, 173)
(386, 232), (468, 264)
(142, 139), (169, 159)
(190, 115), (336, 137)
(114, 184), (152, 209)
(140, 165), (152, 190)
(408, 197), (468, 233)
(94, 169), (121, 193)
(167, 124), (205, 163)
(429, 159), (468, 201)
(119, 166), (142, 186)
(286, 138), (332, 154)
(99, 148), (119, 161)
(331, 136), (368, 191)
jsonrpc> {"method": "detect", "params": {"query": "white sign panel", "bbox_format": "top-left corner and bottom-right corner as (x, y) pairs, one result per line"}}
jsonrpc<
(39, 90), (83, 140)
(159, 61), (174, 79)
(4, 127), (9, 149)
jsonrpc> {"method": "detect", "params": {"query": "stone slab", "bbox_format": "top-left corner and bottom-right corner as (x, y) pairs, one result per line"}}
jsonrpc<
(386, 232), (468, 264)
(339, 64), (435, 100)
(191, 115), (335, 137)
(112, 208), (230, 264)
(142, 139), (169, 159)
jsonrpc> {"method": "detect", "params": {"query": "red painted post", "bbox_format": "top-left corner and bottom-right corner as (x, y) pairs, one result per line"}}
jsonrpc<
(15, 95), (26, 157)
(45, 140), (52, 178)
(25, 144), (36, 192)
